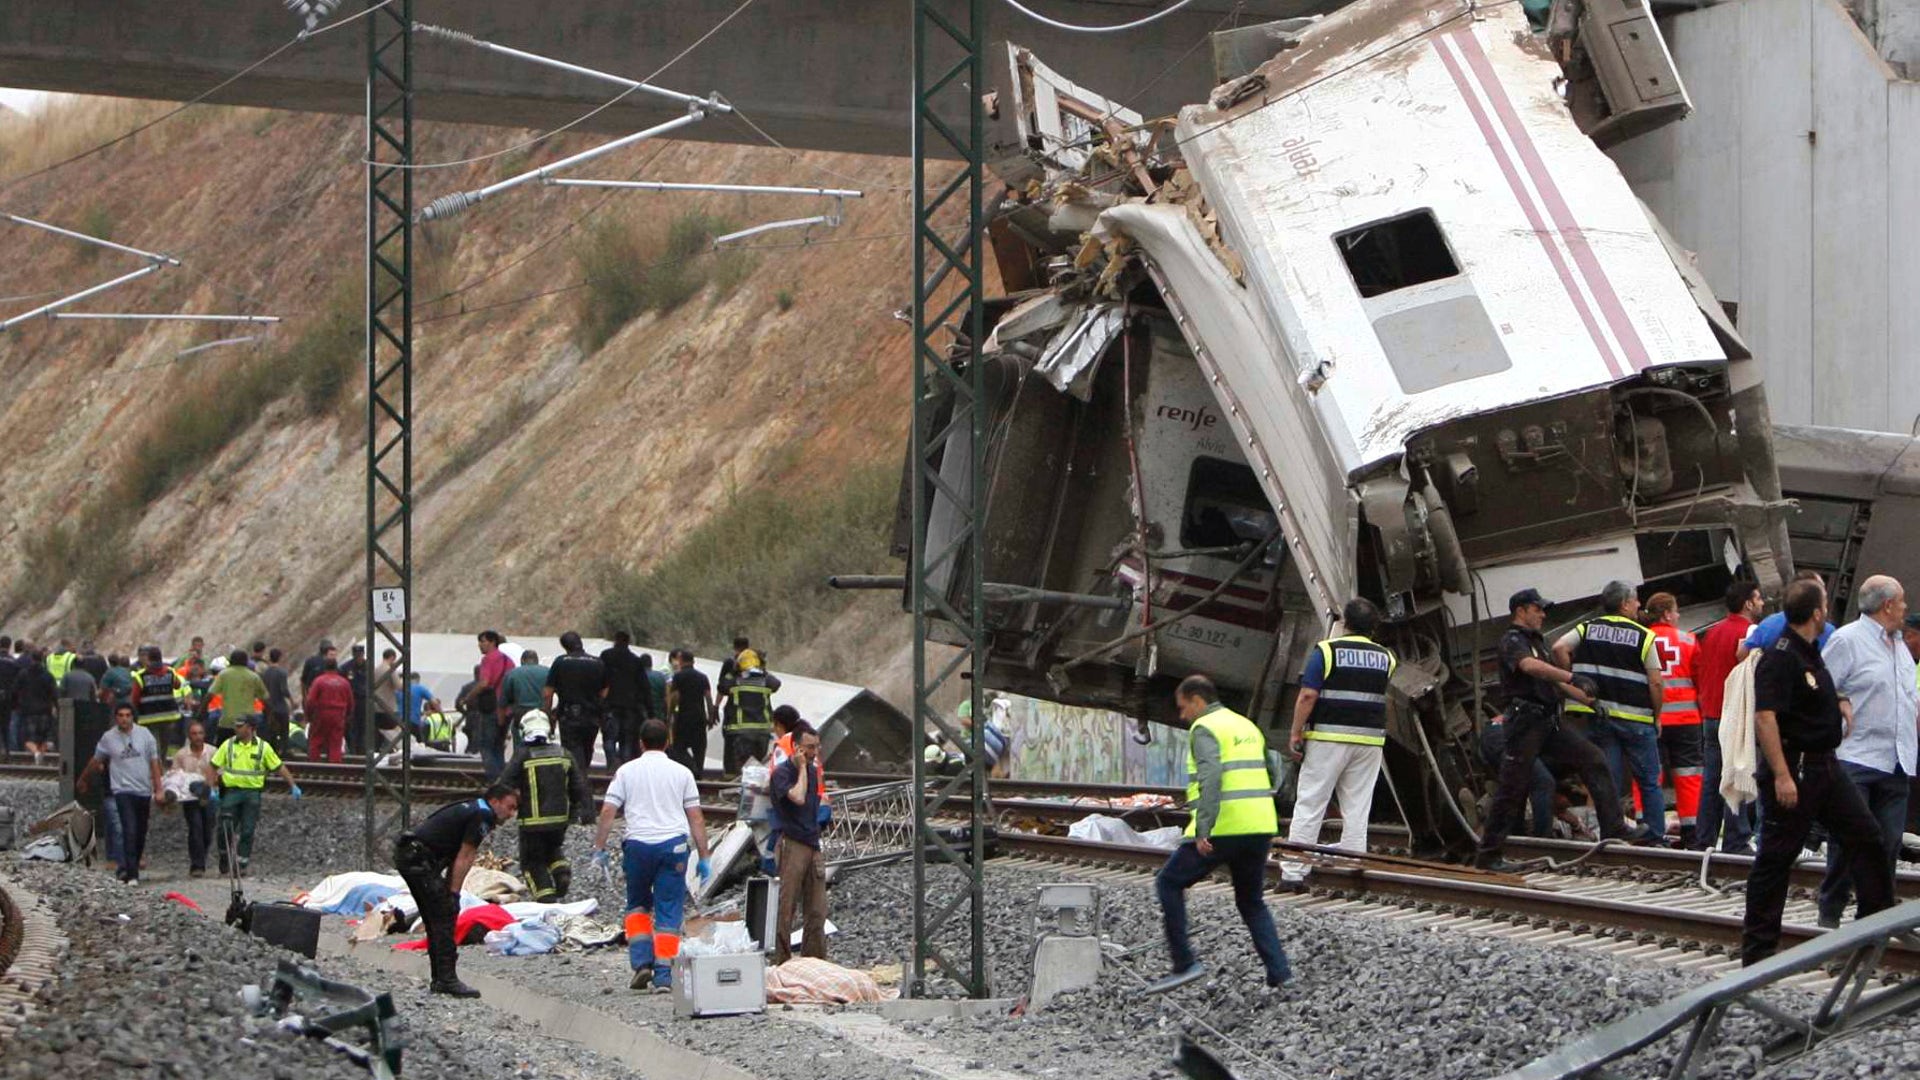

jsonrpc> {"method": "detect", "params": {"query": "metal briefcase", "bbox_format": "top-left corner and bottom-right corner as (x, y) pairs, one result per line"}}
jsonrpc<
(672, 952), (766, 1018)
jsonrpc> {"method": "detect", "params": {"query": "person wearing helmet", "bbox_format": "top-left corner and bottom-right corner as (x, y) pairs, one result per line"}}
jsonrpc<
(500, 708), (591, 901)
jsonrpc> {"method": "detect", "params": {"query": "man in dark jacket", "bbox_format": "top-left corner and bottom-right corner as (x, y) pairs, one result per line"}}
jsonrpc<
(599, 631), (649, 769)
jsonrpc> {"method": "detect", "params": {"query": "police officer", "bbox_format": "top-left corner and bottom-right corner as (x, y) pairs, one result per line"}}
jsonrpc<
(1742, 578), (1896, 965)
(129, 646), (186, 755)
(724, 667), (781, 775)
(1146, 675), (1291, 993)
(1282, 598), (1395, 882)
(1555, 580), (1668, 840)
(394, 785), (520, 997)
(1290, 591), (1397, 880)
(543, 631), (608, 798)
(501, 709), (591, 901)
(1475, 589), (1643, 870)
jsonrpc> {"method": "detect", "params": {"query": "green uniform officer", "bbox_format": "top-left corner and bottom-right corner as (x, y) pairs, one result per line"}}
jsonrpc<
(211, 714), (302, 875)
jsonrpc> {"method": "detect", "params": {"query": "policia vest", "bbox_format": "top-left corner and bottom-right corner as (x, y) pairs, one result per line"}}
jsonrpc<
(1564, 614), (1656, 723)
(515, 744), (576, 830)
(728, 677), (774, 733)
(1183, 706), (1279, 838)
(135, 666), (184, 729)
(1304, 635), (1396, 747)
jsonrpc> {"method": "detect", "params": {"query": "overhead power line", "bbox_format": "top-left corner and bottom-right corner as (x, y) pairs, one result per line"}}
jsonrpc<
(993, 0), (1202, 34)
(379, 0), (756, 171)
(0, 0), (395, 195)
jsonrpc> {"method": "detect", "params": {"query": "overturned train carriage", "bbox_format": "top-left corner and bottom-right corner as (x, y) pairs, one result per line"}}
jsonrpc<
(904, 0), (1791, 852)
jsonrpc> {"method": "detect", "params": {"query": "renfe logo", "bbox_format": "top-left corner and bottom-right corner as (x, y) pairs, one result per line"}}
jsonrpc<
(1156, 403), (1219, 433)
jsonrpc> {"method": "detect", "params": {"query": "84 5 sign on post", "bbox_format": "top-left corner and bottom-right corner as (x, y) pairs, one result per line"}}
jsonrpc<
(371, 587), (407, 626)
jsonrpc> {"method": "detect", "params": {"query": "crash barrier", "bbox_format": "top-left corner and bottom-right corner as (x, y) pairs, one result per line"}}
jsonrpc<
(242, 959), (403, 1079)
(1498, 900), (1920, 1079)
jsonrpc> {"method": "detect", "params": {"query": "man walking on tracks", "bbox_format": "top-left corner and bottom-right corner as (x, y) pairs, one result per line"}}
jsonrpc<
(600, 630), (649, 768)
(545, 632), (608, 800)
(395, 785), (520, 997)
(1146, 675), (1291, 994)
(667, 650), (715, 777)
(302, 658), (355, 763)
(502, 709), (591, 900)
(1744, 578), (1896, 963)
(1282, 598), (1395, 883)
(1476, 589), (1645, 871)
(1556, 580), (1667, 841)
(211, 714), (302, 875)
(590, 719), (712, 992)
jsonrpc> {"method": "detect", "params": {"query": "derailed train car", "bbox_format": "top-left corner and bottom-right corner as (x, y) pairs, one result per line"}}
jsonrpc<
(904, 0), (1792, 850)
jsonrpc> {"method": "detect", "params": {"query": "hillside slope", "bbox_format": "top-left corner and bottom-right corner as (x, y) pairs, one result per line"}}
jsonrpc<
(0, 98), (954, 691)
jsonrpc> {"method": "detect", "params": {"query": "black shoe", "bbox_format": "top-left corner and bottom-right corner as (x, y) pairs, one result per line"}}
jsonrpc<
(430, 979), (481, 998)
(1142, 964), (1206, 995)
(629, 967), (652, 991)
(1265, 972), (1291, 989)
(1817, 913), (1842, 930)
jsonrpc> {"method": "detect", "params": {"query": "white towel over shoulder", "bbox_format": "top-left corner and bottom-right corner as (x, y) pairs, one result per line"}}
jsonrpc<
(1718, 652), (1761, 809)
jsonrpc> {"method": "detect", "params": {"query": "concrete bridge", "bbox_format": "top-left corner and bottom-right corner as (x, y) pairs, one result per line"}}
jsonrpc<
(0, 0), (1336, 158)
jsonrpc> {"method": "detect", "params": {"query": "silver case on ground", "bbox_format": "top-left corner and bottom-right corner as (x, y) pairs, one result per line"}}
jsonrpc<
(672, 952), (767, 1018)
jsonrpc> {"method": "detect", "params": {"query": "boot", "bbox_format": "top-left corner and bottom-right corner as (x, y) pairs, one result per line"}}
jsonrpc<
(429, 945), (480, 998)
(431, 977), (482, 998)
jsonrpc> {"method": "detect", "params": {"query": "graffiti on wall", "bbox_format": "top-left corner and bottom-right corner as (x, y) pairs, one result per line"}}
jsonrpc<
(997, 695), (1189, 788)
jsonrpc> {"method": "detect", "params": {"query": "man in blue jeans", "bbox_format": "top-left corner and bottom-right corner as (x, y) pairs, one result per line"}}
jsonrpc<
(1556, 580), (1667, 842)
(77, 704), (164, 884)
(1815, 575), (1915, 927)
(591, 719), (711, 991)
(1146, 675), (1290, 994)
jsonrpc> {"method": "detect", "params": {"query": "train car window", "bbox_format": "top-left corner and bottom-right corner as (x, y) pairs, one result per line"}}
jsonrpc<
(1181, 456), (1279, 552)
(1335, 210), (1460, 298)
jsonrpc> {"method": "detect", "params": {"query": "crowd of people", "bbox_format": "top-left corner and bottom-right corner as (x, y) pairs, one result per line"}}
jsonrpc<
(0, 623), (832, 1001)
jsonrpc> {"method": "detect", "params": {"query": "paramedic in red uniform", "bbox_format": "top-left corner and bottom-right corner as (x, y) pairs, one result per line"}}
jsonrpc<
(1645, 593), (1705, 847)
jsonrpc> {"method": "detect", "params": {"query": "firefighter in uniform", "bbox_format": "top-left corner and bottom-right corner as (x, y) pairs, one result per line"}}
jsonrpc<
(210, 714), (302, 874)
(723, 667), (781, 775)
(501, 709), (591, 900)
(1147, 674), (1291, 993)
(129, 646), (187, 756)
(1555, 580), (1667, 840)
(1645, 592), (1706, 846)
(1282, 599), (1395, 883)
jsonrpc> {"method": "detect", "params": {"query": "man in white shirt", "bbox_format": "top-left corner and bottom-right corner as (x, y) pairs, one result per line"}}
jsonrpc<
(1817, 574), (1917, 927)
(591, 719), (712, 991)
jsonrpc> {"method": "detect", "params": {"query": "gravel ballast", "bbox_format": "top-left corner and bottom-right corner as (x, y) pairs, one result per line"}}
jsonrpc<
(6, 777), (1919, 1080)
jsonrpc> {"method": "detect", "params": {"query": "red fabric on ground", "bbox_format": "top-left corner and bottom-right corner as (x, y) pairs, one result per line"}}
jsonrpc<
(392, 903), (515, 950)
(163, 892), (202, 912)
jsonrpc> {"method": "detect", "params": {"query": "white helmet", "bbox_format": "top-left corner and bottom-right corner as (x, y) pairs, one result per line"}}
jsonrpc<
(520, 709), (553, 744)
(208, 655), (229, 674)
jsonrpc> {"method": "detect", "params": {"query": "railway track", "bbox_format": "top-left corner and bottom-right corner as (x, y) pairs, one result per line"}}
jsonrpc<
(9, 756), (1920, 969)
(8, 757), (1920, 900)
(994, 832), (1920, 978)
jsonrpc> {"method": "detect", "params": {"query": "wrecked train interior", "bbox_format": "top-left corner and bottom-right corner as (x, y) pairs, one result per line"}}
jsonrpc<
(900, 0), (1793, 853)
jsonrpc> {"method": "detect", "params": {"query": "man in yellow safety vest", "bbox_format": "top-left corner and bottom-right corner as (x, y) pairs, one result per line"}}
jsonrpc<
(1145, 674), (1292, 994)
(211, 714), (302, 875)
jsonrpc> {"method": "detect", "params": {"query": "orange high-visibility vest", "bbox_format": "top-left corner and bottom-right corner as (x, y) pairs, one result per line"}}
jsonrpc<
(1649, 622), (1701, 727)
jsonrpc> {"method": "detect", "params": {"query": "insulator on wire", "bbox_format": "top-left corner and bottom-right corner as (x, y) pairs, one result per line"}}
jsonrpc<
(412, 22), (478, 46)
(419, 190), (481, 223)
